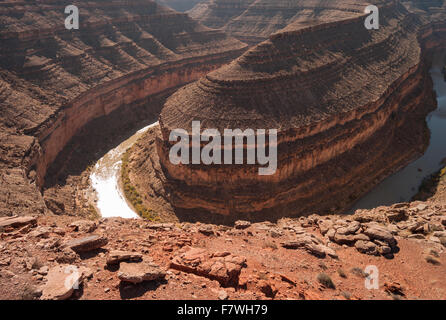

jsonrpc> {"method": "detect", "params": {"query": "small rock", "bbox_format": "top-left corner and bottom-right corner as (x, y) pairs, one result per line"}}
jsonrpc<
(118, 261), (166, 284)
(234, 220), (251, 230)
(69, 220), (97, 233)
(106, 251), (143, 265)
(218, 290), (229, 300)
(198, 225), (215, 236)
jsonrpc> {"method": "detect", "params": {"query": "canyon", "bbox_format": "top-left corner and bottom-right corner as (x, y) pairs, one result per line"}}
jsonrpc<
(1, 0), (446, 301)
(127, 0), (446, 223)
(187, 0), (374, 45)
(0, 0), (247, 217)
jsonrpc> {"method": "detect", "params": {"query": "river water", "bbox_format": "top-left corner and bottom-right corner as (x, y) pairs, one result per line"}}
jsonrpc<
(350, 53), (446, 211)
(90, 122), (158, 218)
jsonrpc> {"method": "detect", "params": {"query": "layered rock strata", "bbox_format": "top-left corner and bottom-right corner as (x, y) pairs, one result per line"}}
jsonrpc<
(156, 0), (205, 12)
(188, 0), (372, 45)
(134, 1), (446, 222)
(0, 0), (247, 216)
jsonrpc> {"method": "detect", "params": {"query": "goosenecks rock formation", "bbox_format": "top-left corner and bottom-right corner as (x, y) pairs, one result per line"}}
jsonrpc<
(0, 0), (247, 216)
(133, 1), (446, 223)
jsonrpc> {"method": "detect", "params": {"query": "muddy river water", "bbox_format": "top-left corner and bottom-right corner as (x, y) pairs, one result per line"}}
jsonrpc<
(90, 122), (158, 218)
(90, 54), (446, 218)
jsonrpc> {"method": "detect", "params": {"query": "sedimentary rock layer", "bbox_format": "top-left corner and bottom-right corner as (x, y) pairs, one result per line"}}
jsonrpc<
(0, 0), (247, 216)
(155, 0), (205, 12)
(188, 0), (372, 44)
(139, 1), (446, 222)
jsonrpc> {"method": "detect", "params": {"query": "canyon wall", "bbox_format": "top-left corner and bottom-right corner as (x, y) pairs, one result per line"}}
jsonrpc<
(133, 1), (446, 223)
(155, 0), (205, 12)
(188, 0), (372, 45)
(0, 0), (247, 216)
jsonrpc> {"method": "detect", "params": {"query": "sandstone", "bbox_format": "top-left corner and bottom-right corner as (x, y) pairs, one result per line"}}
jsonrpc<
(118, 262), (166, 284)
(387, 210), (409, 223)
(333, 233), (357, 246)
(106, 251), (143, 265)
(363, 226), (397, 247)
(64, 235), (108, 253)
(146, 223), (175, 231)
(150, 1), (444, 221)
(336, 221), (361, 235)
(69, 221), (97, 233)
(355, 241), (378, 256)
(40, 265), (89, 300)
(234, 220), (251, 230)
(0, 216), (37, 231)
(198, 225), (215, 236)
(170, 247), (246, 287)
(56, 248), (79, 264)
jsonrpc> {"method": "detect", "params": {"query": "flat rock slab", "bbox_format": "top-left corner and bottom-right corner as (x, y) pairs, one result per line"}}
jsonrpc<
(64, 235), (108, 253)
(106, 251), (143, 265)
(40, 265), (90, 300)
(69, 220), (97, 233)
(0, 216), (37, 230)
(170, 247), (246, 287)
(118, 261), (166, 284)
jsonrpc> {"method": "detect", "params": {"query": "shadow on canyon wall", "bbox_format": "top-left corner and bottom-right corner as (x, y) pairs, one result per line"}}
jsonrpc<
(43, 90), (174, 190)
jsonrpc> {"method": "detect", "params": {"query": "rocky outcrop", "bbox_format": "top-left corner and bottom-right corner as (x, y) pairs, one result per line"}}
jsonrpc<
(0, 205), (445, 300)
(131, 1), (446, 222)
(188, 0), (372, 44)
(0, 0), (247, 217)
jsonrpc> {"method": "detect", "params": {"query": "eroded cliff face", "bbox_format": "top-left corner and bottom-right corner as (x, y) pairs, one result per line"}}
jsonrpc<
(131, 1), (446, 223)
(188, 0), (373, 45)
(0, 0), (247, 216)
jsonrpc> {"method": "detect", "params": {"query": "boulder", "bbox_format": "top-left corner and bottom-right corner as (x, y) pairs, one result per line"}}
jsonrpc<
(106, 251), (143, 265)
(363, 226), (397, 247)
(198, 225), (215, 236)
(234, 220), (251, 230)
(64, 235), (108, 253)
(336, 221), (360, 235)
(118, 261), (166, 284)
(386, 210), (408, 222)
(355, 240), (378, 255)
(170, 247), (246, 287)
(0, 216), (37, 231)
(40, 265), (90, 300)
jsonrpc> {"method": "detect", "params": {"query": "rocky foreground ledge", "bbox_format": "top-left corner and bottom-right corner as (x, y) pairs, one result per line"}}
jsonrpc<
(0, 201), (445, 300)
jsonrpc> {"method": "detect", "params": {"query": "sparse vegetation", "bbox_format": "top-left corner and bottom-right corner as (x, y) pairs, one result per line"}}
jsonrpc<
(121, 149), (158, 221)
(87, 204), (100, 220)
(341, 291), (351, 300)
(425, 255), (441, 265)
(351, 267), (368, 278)
(317, 273), (335, 289)
(337, 268), (347, 278)
(262, 240), (278, 250)
(318, 261), (328, 270)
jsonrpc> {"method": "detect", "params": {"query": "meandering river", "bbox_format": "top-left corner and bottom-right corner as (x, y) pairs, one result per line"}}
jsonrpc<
(90, 54), (445, 218)
(90, 122), (158, 218)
